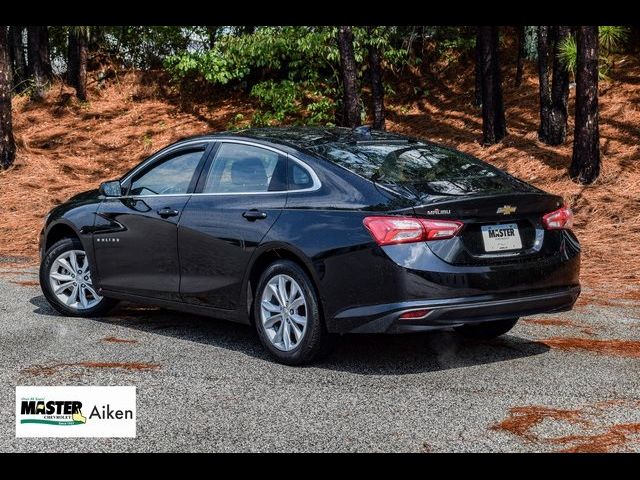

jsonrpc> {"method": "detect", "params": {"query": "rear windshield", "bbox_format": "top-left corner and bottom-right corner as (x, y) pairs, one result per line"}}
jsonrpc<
(310, 142), (526, 197)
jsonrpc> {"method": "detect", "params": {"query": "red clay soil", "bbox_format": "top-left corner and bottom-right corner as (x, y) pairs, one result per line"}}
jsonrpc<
(1, 59), (640, 299)
(101, 336), (139, 344)
(554, 423), (640, 453)
(522, 318), (578, 327)
(491, 406), (589, 441)
(22, 361), (160, 376)
(9, 279), (39, 287)
(522, 318), (597, 336)
(542, 337), (640, 358)
(492, 400), (640, 452)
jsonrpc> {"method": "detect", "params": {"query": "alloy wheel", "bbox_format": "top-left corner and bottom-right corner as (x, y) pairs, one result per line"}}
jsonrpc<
(49, 249), (102, 311)
(260, 274), (308, 351)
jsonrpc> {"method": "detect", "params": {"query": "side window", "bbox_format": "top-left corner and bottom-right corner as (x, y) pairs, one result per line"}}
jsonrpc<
(288, 162), (314, 190)
(203, 143), (287, 193)
(129, 149), (204, 196)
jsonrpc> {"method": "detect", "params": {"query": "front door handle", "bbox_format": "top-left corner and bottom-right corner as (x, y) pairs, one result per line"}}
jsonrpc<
(242, 209), (268, 221)
(157, 207), (179, 218)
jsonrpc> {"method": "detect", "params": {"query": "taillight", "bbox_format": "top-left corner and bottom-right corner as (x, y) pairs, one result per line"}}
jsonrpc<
(542, 205), (574, 230)
(363, 216), (463, 246)
(421, 219), (464, 240)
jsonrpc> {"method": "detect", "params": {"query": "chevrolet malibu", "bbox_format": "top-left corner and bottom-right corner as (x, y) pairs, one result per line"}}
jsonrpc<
(39, 127), (581, 364)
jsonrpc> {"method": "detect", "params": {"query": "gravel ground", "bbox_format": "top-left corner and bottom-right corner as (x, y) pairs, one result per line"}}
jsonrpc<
(1, 266), (639, 452)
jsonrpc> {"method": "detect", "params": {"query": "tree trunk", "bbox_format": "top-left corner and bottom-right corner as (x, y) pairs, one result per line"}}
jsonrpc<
(26, 26), (46, 99)
(367, 39), (385, 130)
(477, 26), (506, 145)
(76, 32), (88, 101)
(39, 26), (52, 80)
(514, 25), (525, 87)
(474, 30), (482, 106)
(337, 25), (361, 128)
(8, 26), (27, 92)
(206, 26), (218, 49)
(0, 26), (16, 170)
(67, 31), (79, 87)
(548, 26), (570, 145)
(537, 26), (553, 143)
(89, 25), (102, 52)
(523, 26), (538, 60)
(570, 26), (600, 184)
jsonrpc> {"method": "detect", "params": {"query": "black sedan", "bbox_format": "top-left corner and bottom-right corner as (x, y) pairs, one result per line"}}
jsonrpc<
(39, 127), (580, 364)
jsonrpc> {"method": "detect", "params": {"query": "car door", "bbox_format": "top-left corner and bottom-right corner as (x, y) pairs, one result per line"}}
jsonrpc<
(177, 141), (289, 310)
(93, 143), (212, 301)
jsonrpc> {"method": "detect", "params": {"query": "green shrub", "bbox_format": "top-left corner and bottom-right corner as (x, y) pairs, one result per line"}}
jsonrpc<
(558, 26), (630, 80)
(165, 26), (408, 127)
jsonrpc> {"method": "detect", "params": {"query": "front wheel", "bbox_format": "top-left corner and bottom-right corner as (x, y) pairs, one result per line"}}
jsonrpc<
(253, 260), (330, 365)
(454, 318), (519, 340)
(40, 238), (117, 317)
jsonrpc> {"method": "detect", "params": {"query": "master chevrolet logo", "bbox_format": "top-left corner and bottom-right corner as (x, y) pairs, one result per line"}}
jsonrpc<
(16, 386), (137, 438)
(20, 400), (87, 426)
(496, 205), (517, 215)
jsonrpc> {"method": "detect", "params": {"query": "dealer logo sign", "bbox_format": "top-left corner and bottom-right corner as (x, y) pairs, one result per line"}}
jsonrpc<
(16, 386), (136, 437)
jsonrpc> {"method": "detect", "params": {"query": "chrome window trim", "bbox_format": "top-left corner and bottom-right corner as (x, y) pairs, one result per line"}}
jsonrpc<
(118, 138), (321, 197)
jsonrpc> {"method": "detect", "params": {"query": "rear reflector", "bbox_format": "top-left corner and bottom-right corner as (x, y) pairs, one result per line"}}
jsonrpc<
(363, 216), (463, 246)
(399, 309), (430, 320)
(542, 205), (574, 230)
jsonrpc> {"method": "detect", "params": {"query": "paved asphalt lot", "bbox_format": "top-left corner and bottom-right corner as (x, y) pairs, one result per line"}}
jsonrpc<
(1, 265), (639, 452)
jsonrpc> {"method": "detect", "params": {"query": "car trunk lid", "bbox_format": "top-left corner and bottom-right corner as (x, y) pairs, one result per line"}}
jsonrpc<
(409, 192), (564, 265)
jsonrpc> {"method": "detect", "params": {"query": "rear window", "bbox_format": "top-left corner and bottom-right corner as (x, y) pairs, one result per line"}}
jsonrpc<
(310, 142), (520, 196)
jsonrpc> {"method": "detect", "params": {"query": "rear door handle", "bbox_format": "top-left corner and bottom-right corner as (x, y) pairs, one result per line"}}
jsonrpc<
(157, 207), (179, 218)
(242, 209), (267, 221)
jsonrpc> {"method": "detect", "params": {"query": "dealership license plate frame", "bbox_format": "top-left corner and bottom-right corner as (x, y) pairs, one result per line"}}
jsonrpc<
(481, 223), (523, 252)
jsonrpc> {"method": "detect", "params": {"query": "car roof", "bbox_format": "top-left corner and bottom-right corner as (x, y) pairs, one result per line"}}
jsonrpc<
(174, 126), (415, 151)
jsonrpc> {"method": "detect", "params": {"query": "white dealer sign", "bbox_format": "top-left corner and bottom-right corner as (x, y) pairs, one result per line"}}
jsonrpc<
(16, 386), (136, 438)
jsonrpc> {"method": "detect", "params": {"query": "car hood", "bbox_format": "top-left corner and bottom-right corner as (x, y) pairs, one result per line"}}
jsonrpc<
(68, 188), (101, 202)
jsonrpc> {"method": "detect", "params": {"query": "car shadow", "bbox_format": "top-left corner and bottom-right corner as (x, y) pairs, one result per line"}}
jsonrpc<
(30, 295), (550, 375)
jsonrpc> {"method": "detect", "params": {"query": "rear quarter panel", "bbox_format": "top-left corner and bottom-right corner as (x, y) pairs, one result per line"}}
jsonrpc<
(262, 154), (415, 320)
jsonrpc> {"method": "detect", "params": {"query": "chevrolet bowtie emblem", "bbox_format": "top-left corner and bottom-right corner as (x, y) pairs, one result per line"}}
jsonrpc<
(497, 205), (517, 215)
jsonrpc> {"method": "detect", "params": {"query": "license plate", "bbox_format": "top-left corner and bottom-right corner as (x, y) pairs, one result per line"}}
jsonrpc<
(481, 223), (522, 252)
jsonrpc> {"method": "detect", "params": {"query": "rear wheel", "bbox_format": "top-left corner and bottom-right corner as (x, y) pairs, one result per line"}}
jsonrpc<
(253, 260), (329, 365)
(454, 318), (519, 340)
(40, 238), (117, 317)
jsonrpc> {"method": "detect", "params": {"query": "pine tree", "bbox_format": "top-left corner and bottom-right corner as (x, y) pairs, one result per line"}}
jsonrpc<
(570, 26), (600, 184)
(76, 31), (88, 101)
(367, 28), (385, 130)
(0, 26), (16, 170)
(8, 26), (27, 93)
(337, 26), (361, 128)
(477, 26), (506, 144)
(68, 27), (89, 100)
(39, 26), (52, 80)
(537, 26), (553, 142)
(515, 26), (525, 87)
(67, 30), (78, 86)
(27, 26), (46, 100)
(547, 26), (570, 145)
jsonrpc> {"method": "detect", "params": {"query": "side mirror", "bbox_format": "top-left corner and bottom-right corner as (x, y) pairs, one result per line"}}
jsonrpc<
(99, 180), (122, 197)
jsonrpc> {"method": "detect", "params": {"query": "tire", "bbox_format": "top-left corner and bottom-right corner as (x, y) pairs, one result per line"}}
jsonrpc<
(454, 318), (519, 340)
(253, 260), (330, 365)
(39, 237), (117, 317)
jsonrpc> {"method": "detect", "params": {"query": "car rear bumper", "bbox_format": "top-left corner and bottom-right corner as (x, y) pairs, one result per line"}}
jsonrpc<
(327, 285), (580, 334)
